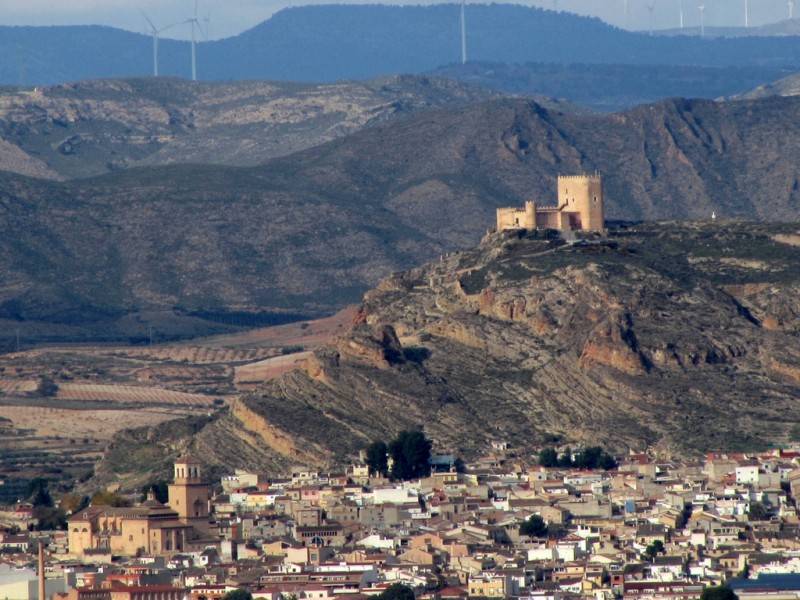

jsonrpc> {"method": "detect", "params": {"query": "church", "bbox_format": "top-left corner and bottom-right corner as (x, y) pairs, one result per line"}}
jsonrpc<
(68, 457), (214, 559)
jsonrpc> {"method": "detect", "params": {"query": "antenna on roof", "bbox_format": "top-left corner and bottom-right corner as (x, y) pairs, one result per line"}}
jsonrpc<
(460, 0), (467, 65)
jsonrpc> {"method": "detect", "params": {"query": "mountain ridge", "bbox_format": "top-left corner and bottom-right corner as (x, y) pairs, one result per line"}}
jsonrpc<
(3, 94), (800, 346)
(4, 5), (800, 85)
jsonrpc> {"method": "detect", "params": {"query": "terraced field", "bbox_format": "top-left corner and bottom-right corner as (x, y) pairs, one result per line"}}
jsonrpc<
(0, 307), (358, 489)
(57, 383), (217, 406)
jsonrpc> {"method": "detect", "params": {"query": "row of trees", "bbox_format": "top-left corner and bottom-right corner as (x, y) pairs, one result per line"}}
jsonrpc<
(538, 446), (617, 470)
(366, 430), (432, 481)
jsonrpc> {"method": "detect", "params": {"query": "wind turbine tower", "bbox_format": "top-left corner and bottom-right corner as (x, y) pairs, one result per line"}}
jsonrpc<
(185, 1), (201, 81)
(142, 13), (178, 77)
(623, 0), (630, 29)
(460, 0), (467, 65)
(744, 0), (750, 27)
(647, 1), (656, 35)
(790, 0), (796, 19)
(679, 0), (685, 28)
(698, 3), (705, 37)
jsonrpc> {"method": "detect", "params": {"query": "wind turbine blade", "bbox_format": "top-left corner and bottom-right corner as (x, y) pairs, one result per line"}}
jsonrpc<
(140, 10), (157, 33)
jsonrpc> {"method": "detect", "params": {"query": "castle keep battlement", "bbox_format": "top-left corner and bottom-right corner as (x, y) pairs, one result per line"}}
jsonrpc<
(496, 174), (605, 233)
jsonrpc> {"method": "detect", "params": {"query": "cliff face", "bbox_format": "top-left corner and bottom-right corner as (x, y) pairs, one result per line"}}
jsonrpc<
(235, 222), (800, 461)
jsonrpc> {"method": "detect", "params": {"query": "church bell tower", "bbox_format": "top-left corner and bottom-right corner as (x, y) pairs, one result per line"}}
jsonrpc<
(168, 456), (210, 526)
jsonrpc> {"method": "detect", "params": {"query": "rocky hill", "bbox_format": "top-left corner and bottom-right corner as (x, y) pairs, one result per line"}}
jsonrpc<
(0, 76), (502, 179)
(92, 222), (800, 488)
(3, 95), (800, 346)
(734, 72), (800, 100)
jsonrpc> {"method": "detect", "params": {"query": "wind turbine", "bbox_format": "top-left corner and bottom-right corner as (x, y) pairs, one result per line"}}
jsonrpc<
(698, 3), (705, 37)
(141, 12), (179, 77)
(623, 0), (630, 29)
(184, 0), (201, 81)
(744, 0), (750, 28)
(460, 0), (467, 65)
(790, 0), (796, 19)
(647, 1), (656, 35)
(679, 0), (685, 28)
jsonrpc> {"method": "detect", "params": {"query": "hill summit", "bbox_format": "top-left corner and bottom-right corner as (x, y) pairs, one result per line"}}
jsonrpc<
(94, 221), (800, 487)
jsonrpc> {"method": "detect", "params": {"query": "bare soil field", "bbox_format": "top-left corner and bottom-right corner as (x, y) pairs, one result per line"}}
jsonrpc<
(0, 404), (182, 440)
(57, 383), (217, 406)
(0, 307), (356, 486)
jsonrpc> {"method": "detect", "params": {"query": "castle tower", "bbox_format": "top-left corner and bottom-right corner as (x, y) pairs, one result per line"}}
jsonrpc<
(168, 456), (210, 526)
(557, 174), (605, 231)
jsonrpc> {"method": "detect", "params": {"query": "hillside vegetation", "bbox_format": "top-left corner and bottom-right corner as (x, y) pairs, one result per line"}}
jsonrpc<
(3, 95), (800, 345)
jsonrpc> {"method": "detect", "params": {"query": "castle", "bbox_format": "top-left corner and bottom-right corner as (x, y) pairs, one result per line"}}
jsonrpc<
(496, 174), (605, 233)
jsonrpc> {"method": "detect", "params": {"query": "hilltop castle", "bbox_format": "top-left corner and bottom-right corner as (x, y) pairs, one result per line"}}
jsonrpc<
(496, 174), (605, 233)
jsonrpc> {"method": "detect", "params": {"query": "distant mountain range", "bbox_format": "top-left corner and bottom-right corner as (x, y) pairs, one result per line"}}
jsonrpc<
(3, 4), (800, 86)
(434, 62), (792, 112)
(655, 18), (800, 38)
(3, 94), (800, 346)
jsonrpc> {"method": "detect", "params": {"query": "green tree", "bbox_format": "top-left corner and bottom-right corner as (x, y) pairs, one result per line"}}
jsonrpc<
(37, 377), (59, 397)
(538, 448), (558, 468)
(558, 448), (574, 468)
(366, 441), (389, 477)
(28, 479), (53, 508)
(645, 540), (665, 560)
(700, 585), (737, 600)
(598, 452), (618, 471)
(221, 590), (253, 600)
(389, 430), (432, 481)
(520, 514), (549, 538)
(748, 501), (771, 521)
(377, 583), (415, 600)
(32, 506), (67, 531)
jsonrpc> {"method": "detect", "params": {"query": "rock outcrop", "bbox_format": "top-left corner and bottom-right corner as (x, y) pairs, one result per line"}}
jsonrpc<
(234, 223), (800, 461)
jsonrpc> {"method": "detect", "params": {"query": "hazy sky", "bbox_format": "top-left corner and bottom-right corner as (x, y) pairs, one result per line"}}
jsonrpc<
(0, 0), (795, 39)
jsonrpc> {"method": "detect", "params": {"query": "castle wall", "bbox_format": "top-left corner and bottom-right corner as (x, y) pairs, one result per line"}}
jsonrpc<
(496, 201), (536, 231)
